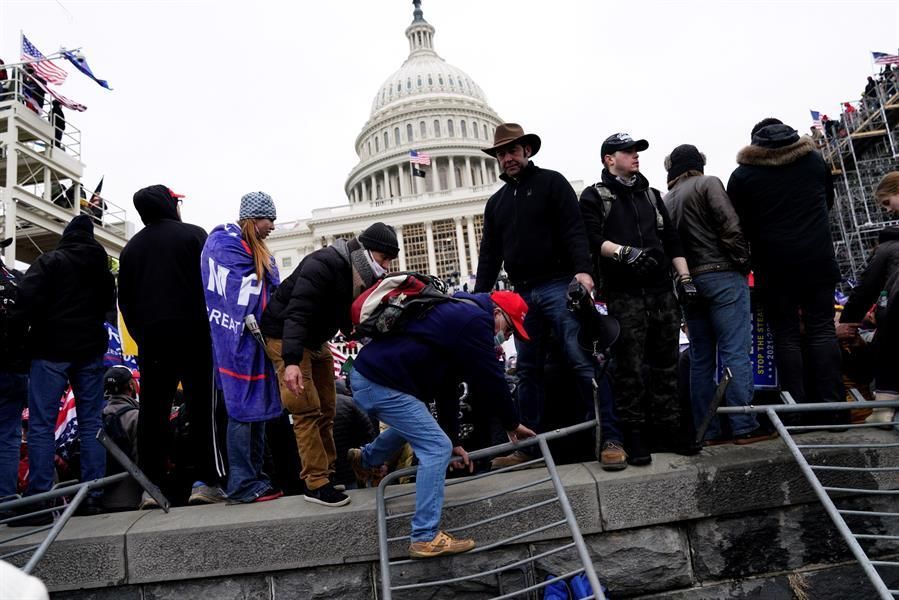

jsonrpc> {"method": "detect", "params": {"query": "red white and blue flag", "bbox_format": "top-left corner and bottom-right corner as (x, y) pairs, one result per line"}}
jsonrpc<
(409, 150), (431, 166)
(810, 110), (823, 130)
(21, 34), (68, 85)
(872, 51), (899, 65)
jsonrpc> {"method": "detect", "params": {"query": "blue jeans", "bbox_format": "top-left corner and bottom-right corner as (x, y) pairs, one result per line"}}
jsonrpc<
(516, 279), (597, 432)
(0, 372), (28, 498)
(685, 271), (757, 439)
(225, 417), (272, 502)
(350, 370), (452, 543)
(27, 357), (106, 495)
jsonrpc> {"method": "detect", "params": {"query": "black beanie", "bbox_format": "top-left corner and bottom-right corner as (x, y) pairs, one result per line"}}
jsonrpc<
(750, 117), (783, 139)
(665, 144), (706, 183)
(751, 123), (800, 149)
(63, 215), (94, 237)
(359, 222), (399, 258)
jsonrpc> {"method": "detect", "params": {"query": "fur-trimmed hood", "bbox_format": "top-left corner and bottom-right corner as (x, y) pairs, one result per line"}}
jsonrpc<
(736, 136), (817, 167)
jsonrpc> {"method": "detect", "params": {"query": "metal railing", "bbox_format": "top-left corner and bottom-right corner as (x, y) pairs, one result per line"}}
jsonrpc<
(376, 420), (606, 600)
(0, 430), (169, 574)
(718, 395), (899, 599)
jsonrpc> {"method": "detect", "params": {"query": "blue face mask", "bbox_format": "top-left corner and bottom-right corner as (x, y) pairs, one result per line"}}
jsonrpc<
(494, 331), (506, 347)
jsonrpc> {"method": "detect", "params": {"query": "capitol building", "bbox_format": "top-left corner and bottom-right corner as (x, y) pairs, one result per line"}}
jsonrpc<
(266, 1), (506, 286)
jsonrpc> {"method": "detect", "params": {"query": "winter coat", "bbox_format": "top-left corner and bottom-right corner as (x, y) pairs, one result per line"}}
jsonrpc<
(260, 239), (354, 366)
(101, 393), (141, 510)
(474, 162), (592, 291)
(579, 169), (683, 293)
(726, 135), (839, 288)
(353, 292), (519, 432)
(118, 186), (209, 346)
(15, 219), (116, 362)
(663, 173), (751, 276)
(0, 262), (28, 373)
(842, 227), (899, 331)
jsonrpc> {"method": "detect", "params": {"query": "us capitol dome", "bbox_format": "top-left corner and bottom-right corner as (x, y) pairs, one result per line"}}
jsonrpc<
(267, 0), (506, 286)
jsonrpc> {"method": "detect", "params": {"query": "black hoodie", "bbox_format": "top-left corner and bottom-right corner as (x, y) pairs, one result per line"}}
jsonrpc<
(118, 185), (209, 345)
(842, 226), (899, 327)
(15, 215), (116, 361)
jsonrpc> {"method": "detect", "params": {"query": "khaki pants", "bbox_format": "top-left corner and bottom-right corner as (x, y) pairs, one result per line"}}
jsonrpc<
(265, 339), (336, 491)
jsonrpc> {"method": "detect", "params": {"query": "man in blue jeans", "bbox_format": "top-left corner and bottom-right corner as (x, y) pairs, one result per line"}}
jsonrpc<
(663, 144), (772, 444)
(11, 216), (116, 525)
(348, 290), (535, 559)
(473, 123), (597, 469)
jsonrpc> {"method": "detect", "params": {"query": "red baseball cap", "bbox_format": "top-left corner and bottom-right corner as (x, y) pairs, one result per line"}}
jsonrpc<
(167, 187), (185, 200)
(490, 291), (530, 341)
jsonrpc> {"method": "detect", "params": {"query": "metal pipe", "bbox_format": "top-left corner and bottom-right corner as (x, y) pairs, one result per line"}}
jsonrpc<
(386, 476), (553, 520)
(718, 399), (899, 414)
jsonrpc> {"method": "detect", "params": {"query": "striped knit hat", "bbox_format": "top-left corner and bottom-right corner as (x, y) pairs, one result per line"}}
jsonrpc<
(239, 191), (277, 221)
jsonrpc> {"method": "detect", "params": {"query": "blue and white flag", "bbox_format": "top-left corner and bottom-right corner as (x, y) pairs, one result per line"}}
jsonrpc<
(63, 50), (112, 89)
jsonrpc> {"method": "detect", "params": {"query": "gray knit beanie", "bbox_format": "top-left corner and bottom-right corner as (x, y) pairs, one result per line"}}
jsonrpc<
(239, 191), (277, 221)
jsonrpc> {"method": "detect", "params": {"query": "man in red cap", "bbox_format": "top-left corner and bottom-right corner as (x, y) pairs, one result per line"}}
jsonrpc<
(347, 289), (535, 559)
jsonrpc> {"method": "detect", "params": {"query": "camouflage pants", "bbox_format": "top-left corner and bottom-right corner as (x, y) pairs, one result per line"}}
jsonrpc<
(605, 289), (681, 429)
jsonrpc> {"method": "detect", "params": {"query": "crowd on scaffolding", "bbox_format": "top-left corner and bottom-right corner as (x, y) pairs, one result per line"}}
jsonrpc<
(0, 108), (898, 558)
(813, 63), (899, 147)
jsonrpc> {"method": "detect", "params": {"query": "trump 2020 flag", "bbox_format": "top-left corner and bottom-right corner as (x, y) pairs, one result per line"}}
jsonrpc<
(63, 50), (112, 90)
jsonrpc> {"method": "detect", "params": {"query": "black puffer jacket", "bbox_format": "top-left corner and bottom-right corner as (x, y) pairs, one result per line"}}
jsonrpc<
(726, 134), (839, 288)
(579, 169), (683, 293)
(260, 239), (354, 366)
(663, 173), (750, 275)
(474, 162), (592, 291)
(118, 185), (209, 346)
(15, 217), (116, 361)
(842, 227), (899, 328)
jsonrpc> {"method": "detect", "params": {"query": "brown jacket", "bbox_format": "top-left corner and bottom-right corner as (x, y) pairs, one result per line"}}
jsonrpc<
(663, 173), (750, 276)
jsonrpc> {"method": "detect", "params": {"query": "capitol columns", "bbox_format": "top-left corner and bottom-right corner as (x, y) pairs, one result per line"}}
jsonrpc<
(479, 158), (488, 187)
(425, 220), (438, 276)
(463, 156), (473, 187)
(382, 168), (390, 199)
(454, 217), (468, 279)
(398, 163), (408, 197)
(466, 215), (479, 274)
(394, 224), (407, 271)
(447, 156), (456, 189)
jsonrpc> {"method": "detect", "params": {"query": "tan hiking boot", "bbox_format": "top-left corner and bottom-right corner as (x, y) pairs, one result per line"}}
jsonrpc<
(348, 448), (386, 487)
(867, 393), (898, 429)
(408, 530), (475, 559)
(490, 450), (533, 470)
(599, 440), (628, 471)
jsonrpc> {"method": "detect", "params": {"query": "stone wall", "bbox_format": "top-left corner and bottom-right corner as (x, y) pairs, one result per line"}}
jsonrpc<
(2, 428), (896, 599)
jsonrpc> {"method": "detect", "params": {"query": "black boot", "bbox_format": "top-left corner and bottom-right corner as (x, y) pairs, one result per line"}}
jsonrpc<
(623, 426), (652, 466)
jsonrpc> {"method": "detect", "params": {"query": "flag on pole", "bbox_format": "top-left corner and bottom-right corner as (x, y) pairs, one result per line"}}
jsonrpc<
(409, 150), (431, 166)
(63, 50), (112, 89)
(810, 110), (823, 130)
(412, 166), (426, 178)
(21, 34), (68, 85)
(872, 51), (899, 65)
(26, 71), (86, 111)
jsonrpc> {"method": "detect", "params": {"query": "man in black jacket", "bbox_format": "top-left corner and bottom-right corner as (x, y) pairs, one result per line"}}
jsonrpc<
(474, 123), (596, 469)
(260, 222), (397, 507)
(118, 185), (226, 506)
(580, 133), (694, 466)
(727, 120), (844, 424)
(14, 216), (115, 521)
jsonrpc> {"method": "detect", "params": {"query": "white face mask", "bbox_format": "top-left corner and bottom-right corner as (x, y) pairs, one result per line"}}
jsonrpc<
(366, 250), (387, 278)
(494, 331), (507, 348)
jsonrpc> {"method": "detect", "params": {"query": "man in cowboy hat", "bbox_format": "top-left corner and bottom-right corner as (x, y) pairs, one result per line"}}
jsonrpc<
(474, 123), (597, 469)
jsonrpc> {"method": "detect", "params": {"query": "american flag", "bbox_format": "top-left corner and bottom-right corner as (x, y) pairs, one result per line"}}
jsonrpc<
(409, 150), (431, 166)
(54, 388), (79, 462)
(810, 110), (823, 130)
(329, 342), (349, 377)
(21, 34), (68, 85)
(872, 51), (899, 66)
(24, 69), (87, 112)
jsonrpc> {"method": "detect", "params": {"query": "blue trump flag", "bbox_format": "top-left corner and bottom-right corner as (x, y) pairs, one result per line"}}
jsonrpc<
(63, 50), (112, 89)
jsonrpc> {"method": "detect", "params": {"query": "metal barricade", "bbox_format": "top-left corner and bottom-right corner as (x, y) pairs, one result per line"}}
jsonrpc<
(718, 394), (899, 599)
(0, 430), (169, 574)
(376, 420), (607, 600)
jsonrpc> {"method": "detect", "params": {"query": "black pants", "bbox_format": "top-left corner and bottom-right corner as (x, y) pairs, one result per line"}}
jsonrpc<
(765, 285), (845, 422)
(136, 322), (226, 494)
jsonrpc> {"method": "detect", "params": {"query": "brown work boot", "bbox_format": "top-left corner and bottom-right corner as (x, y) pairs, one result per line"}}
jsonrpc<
(409, 530), (475, 559)
(490, 450), (533, 470)
(348, 448), (386, 487)
(599, 440), (628, 471)
(733, 426), (778, 445)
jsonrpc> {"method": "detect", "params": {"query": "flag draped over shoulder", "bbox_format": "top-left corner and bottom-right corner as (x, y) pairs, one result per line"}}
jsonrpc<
(201, 223), (282, 422)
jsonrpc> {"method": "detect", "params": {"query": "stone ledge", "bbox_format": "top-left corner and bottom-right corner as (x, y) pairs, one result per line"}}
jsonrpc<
(3, 428), (895, 592)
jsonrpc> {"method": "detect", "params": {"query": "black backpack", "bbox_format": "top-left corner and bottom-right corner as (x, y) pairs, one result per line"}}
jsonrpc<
(102, 404), (136, 473)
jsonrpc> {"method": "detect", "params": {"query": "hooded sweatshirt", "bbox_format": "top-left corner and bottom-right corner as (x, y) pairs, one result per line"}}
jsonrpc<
(842, 226), (899, 328)
(15, 215), (116, 361)
(118, 185), (209, 345)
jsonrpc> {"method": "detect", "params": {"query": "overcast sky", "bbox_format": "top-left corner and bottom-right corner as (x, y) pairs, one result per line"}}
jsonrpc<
(2, 0), (897, 232)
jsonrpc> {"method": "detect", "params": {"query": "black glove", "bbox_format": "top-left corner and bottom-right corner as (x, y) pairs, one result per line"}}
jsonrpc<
(566, 279), (588, 312)
(675, 274), (699, 307)
(615, 245), (659, 276)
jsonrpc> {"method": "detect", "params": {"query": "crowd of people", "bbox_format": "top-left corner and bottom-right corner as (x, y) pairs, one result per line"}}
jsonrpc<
(0, 110), (897, 559)
(815, 63), (899, 147)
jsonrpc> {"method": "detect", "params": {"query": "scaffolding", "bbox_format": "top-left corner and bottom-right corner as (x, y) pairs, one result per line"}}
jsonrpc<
(0, 65), (132, 265)
(821, 75), (899, 283)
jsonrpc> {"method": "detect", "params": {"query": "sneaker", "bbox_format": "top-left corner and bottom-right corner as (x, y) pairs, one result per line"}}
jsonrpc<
(733, 427), (778, 445)
(490, 450), (534, 470)
(139, 492), (160, 510)
(623, 427), (652, 466)
(347, 448), (386, 487)
(189, 482), (227, 505)
(253, 487), (284, 503)
(303, 483), (350, 507)
(409, 530), (475, 559)
(599, 440), (628, 471)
